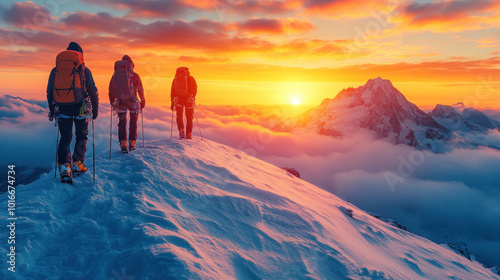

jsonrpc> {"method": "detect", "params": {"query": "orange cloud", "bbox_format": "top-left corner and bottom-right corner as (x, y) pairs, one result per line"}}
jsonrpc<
(60, 11), (140, 33)
(236, 17), (315, 35)
(0, 5), (350, 62)
(178, 55), (229, 63)
(179, 0), (218, 9)
(1, 1), (52, 29)
(302, 0), (391, 18)
(391, 0), (500, 32)
(79, 0), (297, 17)
(75, 0), (402, 19)
(212, 0), (298, 15)
(0, 1), (498, 109)
(79, 0), (192, 18)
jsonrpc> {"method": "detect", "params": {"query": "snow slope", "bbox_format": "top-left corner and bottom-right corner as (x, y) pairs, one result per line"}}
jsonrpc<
(1, 138), (498, 280)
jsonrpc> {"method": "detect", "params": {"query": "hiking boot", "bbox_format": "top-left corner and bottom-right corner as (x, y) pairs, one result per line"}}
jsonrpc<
(72, 161), (87, 175)
(120, 139), (128, 154)
(59, 163), (72, 175)
(59, 163), (72, 183)
(186, 132), (192, 139)
(129, 140), (136, 151)
(179, 129), (185, 139)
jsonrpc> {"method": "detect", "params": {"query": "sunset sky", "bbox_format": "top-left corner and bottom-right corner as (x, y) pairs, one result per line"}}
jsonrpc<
(0, 0), (499, 107)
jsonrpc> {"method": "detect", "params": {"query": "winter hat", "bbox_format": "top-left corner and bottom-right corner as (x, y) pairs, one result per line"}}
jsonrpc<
(122, 55), (134, 68)
(67, 42), (83, 54)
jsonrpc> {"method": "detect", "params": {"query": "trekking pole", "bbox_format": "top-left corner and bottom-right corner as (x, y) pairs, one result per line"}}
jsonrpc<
(92, 118), (95, 183)
(194, 111), (204, 141)
(141, 108), (145, 147)
(55, 126), (59, 178)
(109, 106), (112, 160)
(170, 108), (174, 138)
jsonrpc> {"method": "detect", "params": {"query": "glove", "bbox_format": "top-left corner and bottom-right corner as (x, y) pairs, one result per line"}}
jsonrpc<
(48, 104), (55, 121)
(112, 100), (119, 112)
(141, 99), (145, 109)
(92, 108), (98, 119)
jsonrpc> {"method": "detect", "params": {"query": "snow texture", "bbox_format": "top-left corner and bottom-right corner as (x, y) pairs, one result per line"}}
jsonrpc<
(1, 138), (498, 280)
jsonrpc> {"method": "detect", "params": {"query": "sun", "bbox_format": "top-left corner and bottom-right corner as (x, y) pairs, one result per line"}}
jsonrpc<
(290, 97), (301, 106)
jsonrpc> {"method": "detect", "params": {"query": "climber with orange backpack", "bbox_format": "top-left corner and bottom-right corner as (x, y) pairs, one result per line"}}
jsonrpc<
(171, 67), (197, 139)
(47, 42), (99, 184)
(109, 55), (145, 153)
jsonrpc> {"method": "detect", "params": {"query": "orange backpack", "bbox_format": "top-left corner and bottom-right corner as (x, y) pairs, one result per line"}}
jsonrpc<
(53, 50), (85, 105)
(174, 67), (190, 97)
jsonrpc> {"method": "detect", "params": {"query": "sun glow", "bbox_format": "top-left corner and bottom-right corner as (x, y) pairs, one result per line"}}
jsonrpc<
(291, 96), (301, 106)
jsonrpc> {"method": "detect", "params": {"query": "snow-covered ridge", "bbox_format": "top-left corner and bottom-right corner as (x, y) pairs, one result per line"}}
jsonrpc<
(1, 138), (498, 279)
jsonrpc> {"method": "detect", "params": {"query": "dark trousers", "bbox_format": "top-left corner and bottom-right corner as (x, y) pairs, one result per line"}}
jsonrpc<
(176, 106), (194, 134)
(58, 117), (88, 164)
(117, 99), (139, 142)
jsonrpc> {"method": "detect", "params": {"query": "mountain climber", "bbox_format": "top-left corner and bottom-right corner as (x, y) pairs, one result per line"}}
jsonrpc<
(47, 42), (99, 183)
(171, 67), (197, 139)
(109, 55), (145, 153)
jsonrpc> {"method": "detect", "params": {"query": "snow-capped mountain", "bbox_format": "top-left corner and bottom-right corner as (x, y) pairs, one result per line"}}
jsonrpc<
(292, 77), (451, 151)
(1, 138), (498, 279)
(431, 104), (499, 132)
(430, 104), (500, 149)
(276, 77), (500, 152)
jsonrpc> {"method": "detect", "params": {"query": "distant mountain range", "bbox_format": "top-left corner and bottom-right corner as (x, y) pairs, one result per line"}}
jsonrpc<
(431, 104), (499, 132)
(275, 77), (500, 152)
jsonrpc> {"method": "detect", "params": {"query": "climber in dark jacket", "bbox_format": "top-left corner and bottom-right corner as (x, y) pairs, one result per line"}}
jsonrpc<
(108, 55), (145, 152)
(46, 42), (99, 179)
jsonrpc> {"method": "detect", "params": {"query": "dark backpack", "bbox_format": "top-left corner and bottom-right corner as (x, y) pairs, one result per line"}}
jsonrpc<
(53, 50), (85, 105)
(113, 60), (135, 100)
(174, 67), (190, 97)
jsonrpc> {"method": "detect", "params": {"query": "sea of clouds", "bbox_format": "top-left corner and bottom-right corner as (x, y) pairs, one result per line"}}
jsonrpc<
(1, 94), (499, 267)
